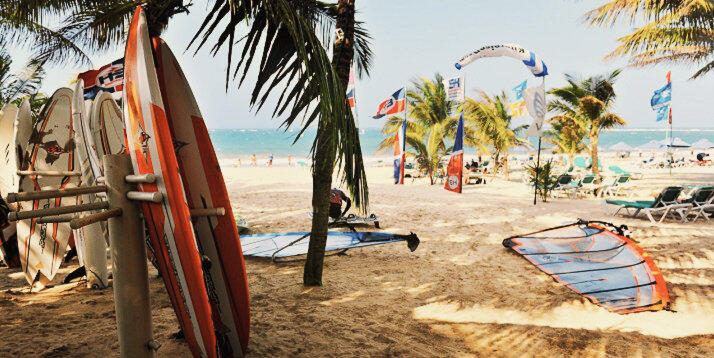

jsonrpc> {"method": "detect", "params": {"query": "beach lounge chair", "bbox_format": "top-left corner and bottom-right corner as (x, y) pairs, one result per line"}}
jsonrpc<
(573, 157), (588, 170)
(550, 174), (577, 198)
(573, 174), (600, 198)
(603, 186), (684, 223)
(675, 187), (714, 222)
(599, 174), (636, 198)
(609, 165), (643, 180)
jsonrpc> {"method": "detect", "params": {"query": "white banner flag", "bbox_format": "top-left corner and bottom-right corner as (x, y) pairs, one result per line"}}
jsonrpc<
(523, 81), (546, 137)
(443, 76), (465, 102)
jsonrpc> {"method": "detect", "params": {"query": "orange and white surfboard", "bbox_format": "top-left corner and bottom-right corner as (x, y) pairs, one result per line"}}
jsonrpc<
(123, 7), (216, 357)
(155, 37), (250, 357)
(16, 88), (79, 288)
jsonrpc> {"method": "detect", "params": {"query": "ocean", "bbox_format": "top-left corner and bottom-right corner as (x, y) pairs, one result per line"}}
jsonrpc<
(209, 128), (714, 159)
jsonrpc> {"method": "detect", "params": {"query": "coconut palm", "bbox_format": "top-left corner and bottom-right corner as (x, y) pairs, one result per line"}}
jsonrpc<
(377, 74), (480, 184)
(0, 50), (44, 109)
(584, 0), (714, 79)
(461, 91), (529, 180)
(543, 115), (587, 165)
(549, 71), (626, 175)
(5, 0), (373, 286)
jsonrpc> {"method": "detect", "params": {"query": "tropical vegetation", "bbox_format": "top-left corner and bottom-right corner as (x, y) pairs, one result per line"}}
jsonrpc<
(378, 73), (481, 184)
(0, 51), (45, 111)
(584, 0), (714, 79)
(548, 70), (626, 175)
(461, 91), (530, 180)
(543, 115), (587, 165)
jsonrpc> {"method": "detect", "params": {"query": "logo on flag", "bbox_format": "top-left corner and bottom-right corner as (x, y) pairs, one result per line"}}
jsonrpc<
(651, 72), (672, 122)
(373, 88), (406, 119)
(442, 76), (465, 102)
(512, 80), (527, 100)
(77, 58), (124, 100)
(393, 120), (406, 184)
(444, 114), (464, 193)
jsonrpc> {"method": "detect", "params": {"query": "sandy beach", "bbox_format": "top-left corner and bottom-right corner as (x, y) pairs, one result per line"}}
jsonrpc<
(0, 158), (712, 357)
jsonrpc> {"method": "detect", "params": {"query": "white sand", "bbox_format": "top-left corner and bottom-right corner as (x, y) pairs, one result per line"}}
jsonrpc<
(1, 159), (713, 356)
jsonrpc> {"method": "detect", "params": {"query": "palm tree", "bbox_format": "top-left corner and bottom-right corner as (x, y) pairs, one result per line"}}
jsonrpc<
(3, 0), (373, 286)
(377, 74), (479, 184)
(461, 91), (529, 180)
(543, 115), (587, 165)
(0, 50), (44, 109)
(549, 71), (626, 175)
(584, 0), (714, 79)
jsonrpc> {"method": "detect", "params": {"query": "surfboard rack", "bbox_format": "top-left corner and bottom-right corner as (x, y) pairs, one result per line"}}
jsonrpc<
(190, 207), (225, 217)
(127, 191), (163, 203)
(17, 170), (81, 177)
(7, 154), (157, 357)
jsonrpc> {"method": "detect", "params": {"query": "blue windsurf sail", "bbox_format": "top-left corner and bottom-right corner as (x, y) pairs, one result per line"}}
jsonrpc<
(503, 220), (670, 314)
(240, 231), (419, 260)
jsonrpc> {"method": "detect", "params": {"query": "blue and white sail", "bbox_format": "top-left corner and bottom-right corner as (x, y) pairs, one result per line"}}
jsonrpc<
(455, 44), (548, 77)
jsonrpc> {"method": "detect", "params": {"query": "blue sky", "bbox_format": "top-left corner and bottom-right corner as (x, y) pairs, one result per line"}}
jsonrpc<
(8, 0), (714, 129)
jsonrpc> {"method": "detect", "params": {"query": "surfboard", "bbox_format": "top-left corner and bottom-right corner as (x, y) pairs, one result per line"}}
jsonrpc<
(15, 99), (33, 171)
(71, 80), (109, 289)
(90, 91), (126, 159)
(123, 7), (216, 358)
(154, 37), (250, 357)
(240, 231), (420, 259)
(0, 103), (21, 267)
(16, 87), (79, 288)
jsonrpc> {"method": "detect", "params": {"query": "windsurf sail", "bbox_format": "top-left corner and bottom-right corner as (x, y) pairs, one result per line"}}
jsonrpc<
(503, 220), (670, 314)
(240, 231), (419, 261)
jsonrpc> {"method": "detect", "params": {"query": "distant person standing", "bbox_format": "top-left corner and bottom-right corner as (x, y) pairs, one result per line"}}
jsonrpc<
(251, 154), (257, 167)
(288, 155), (292, 167)
(268, 153), (274, 166)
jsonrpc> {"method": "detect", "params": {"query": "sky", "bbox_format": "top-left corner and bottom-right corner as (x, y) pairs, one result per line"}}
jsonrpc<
(6, 0), (714, 129)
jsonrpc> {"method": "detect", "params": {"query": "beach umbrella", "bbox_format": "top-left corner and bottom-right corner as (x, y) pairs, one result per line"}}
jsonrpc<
(691, 138), (714, 149)
(637, 140), (662, 151)
(609, 142), (633, 151)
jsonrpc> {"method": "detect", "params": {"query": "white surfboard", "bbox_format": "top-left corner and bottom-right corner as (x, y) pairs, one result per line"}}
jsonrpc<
(16, 88), (80, 288)
(72, 80), (109, 289)
(90, 91), (126, 160)
(15, 100), (33, 171)
(0, 103), (22, 267)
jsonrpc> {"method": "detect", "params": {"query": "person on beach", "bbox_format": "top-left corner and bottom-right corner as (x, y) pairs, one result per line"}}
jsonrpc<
(288, 155), (292, 167)
(268, 153), (274, 166)
(329, 188), (352, 220)
(251, 154), (257, 166)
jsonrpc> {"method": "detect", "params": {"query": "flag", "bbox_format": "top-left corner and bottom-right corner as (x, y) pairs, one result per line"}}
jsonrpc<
(651, 72), (672, 122)
(513, 80), (527, 100)
(442, 76), (465, 102)
(524, 81), (546, 137)
(347, 88), (355, 108)
(509, 100), (527, 118)
(77, 58), (124, 100)
(373, 88), (406, 119)
(347, 67), (356, 108)
(445, 114), (464, 193)
(393, 120), (406, 184)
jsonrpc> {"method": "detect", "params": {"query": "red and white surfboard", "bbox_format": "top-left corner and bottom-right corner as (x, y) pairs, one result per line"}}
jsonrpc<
(16, 88), (79, 288)
(123, 7), (216, 357)
(154, 37), (250, 357)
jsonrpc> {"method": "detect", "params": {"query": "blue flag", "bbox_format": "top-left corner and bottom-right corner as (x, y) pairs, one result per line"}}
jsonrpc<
(513, 80), (527, 100)
(651, 82), (671, 109)
(651, 81), (671, 122)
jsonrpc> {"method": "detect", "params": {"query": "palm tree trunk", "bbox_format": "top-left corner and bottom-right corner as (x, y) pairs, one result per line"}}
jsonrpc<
(504, 149), (509, 180)
(303, 0), (355, 286)
(590, 135), (600, 175)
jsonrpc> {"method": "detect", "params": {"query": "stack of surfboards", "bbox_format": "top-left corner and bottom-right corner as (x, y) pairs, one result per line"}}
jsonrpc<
(123, 6), (250, 357)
